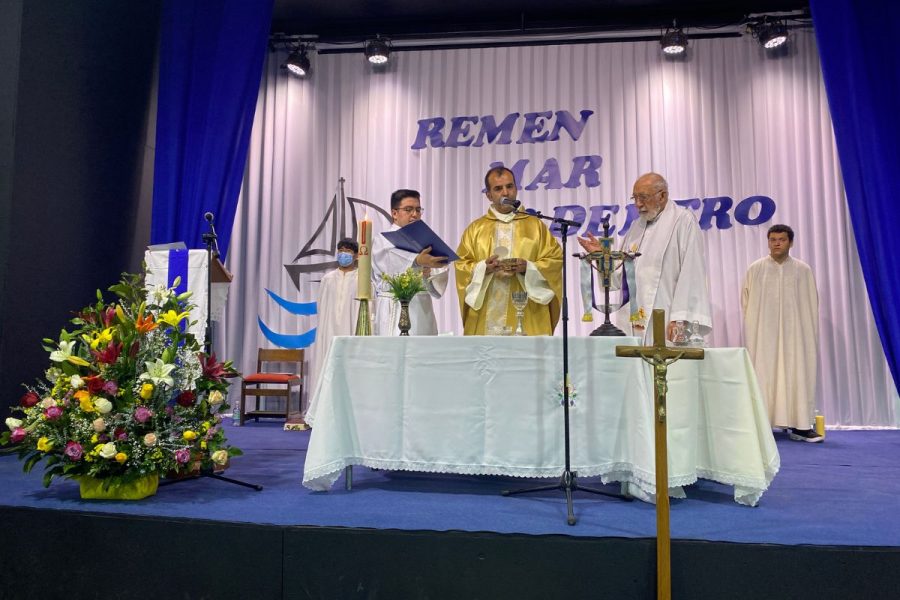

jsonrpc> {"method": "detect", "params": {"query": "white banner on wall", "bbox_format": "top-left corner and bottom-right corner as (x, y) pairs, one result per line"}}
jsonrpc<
(222, 30), (899, 427)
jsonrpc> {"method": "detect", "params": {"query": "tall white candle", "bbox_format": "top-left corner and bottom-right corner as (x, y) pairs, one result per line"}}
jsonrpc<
(357, 215), (372, 299)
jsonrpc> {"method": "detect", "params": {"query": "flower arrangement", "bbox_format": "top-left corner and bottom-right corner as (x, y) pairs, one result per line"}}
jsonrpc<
(1, 272), (241, 492)
(629, 307), (648, 328)
(381, 267), (427, 302)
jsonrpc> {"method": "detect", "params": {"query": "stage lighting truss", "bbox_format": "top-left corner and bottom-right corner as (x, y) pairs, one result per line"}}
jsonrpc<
(752, 17), (789, 50)
(660, 23), (688, 55)
(365, 37), (391, 65)
(284, 44), (312, 77)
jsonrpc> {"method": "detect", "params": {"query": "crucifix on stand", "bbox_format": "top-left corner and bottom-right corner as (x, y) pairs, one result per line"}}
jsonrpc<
(616, 309), (704, 600)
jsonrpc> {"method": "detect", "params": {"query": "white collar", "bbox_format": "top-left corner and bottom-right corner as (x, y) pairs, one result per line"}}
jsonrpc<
(490, 206), (518, 223)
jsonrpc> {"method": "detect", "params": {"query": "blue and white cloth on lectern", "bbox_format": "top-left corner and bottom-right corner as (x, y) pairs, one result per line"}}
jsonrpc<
(144, 248), (210, 346)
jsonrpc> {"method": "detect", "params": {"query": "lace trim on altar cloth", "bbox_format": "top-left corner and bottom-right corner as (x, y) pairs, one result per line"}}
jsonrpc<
(302, 453), (782, 507)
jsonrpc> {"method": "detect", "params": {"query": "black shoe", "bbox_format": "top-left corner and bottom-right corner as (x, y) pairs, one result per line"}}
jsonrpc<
(789, 428), (824, 443)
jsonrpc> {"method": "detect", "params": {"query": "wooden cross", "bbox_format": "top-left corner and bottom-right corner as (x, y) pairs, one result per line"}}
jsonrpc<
(616, 309), (704, 600)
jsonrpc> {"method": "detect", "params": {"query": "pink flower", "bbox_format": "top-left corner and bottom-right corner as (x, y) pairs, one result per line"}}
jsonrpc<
(10, 428), (26, 443)
(176, 390), (196, 407)
(133, 406), (152, 424)
(102, 306), (116, 327)
(64, 441), (83, 461)
(102, 380), (119, 395)
(174, 448), (191, 464)
(20, 391), (40, 408)
(44, 406), (63, 420)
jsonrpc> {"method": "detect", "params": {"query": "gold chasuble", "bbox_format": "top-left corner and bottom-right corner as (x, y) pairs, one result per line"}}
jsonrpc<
(455, 209), (562, 335)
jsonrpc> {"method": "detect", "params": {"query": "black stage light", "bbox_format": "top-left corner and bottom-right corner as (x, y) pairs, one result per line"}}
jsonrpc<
(365, 38), (391, 65)
(660, 26), (688, 55)
(284, 46), (311, 77)
(756, 19), (789, 49)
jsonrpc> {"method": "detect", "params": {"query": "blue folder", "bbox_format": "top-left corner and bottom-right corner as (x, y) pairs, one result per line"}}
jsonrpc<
(381, 220), (460, 262)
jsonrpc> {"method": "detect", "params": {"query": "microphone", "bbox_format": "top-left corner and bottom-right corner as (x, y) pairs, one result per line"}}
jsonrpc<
(202, 211), (220, 257)
(501, 197), (522, 210)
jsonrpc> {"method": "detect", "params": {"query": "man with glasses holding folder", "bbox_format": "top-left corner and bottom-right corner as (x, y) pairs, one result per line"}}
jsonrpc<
(371, 189), (449, 336)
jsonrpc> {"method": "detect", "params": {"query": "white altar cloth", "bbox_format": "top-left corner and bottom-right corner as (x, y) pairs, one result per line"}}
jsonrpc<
(302, 336), (779, 506)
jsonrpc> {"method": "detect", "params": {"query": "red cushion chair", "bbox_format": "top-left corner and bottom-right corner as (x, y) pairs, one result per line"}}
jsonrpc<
(239, 348), (304, 425)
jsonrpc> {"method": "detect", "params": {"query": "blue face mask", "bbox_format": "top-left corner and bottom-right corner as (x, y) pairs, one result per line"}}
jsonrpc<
(336, 252), (354, 267)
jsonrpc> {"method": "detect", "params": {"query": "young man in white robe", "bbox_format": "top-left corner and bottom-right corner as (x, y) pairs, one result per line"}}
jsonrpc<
(307, 238), (360, 422)
(742, 224), (821, 442)
(371, 189), (449, 336)
(578, 172), (712, 343)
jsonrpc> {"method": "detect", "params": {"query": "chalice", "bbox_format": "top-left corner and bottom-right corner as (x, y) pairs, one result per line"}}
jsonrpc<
(511, 291), (528, 336)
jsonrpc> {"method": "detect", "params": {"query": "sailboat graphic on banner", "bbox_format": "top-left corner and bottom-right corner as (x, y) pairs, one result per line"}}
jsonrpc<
(259, 177), (392, 348)
(284, 177), (392, 289)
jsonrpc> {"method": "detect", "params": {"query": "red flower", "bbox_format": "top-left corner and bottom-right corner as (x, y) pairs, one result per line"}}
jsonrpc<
(91, 341), (122, 365)
(10, 428), (26, 444)
(102, 306), (117, 327)
(176, 390), (196, 407)
(20, 391), (40, 408)
(199, 353), (226, 382)
(84, 375), (106, 394)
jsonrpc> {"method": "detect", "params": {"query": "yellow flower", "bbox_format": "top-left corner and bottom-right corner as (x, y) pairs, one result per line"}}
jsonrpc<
(159, 309), (190, 328)
(139, 383), (154, 400)
(88, 327), (115, 350)
(201, 421), (211, 432)
(91, 433), (99, 443)
(79, 394), (95, 413)
(114, 452), (128, 464)
(200, 441), (207, 450)
(36, 437), (54, 452)
(183, 430), (198, 441)
(211, 449), (229, 465)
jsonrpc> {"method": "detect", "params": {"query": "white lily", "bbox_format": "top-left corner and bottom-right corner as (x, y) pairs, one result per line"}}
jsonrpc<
(50, 340), (77, 363)
(139, 358), (176, 388)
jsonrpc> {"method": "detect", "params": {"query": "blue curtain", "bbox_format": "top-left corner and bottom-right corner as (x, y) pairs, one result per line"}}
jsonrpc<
(151, 0), (273, 258)
(811, 0), (900, 392)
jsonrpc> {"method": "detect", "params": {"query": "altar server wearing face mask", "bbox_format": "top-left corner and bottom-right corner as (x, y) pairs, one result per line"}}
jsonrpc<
(308, 238), (360, 410)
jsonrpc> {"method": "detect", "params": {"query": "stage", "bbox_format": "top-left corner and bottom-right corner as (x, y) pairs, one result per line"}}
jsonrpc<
(2, 421), (899, 599)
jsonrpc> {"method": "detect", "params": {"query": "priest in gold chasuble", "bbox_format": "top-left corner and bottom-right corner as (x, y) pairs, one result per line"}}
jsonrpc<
(455, 167), (563, 335)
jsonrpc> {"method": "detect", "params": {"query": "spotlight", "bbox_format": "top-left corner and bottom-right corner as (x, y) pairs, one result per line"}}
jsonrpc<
(284, 46), (311, 77)
(755, 19), (789, 49)
(660, 25), (688, 55)
(365, 37), (391, 65)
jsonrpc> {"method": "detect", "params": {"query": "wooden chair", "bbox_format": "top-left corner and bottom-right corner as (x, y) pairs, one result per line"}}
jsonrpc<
(240, 348), (304, 425)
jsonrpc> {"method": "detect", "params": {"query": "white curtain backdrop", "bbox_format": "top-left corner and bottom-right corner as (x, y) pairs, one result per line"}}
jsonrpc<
(221, 30), (899, 427)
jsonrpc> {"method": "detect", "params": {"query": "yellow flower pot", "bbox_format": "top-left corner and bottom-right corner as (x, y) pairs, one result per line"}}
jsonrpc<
(77, 473), (159, 500)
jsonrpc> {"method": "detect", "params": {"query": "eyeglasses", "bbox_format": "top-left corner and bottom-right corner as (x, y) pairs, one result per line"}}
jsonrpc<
(396, 206), (424, 214)
(630, 190), (663, 203)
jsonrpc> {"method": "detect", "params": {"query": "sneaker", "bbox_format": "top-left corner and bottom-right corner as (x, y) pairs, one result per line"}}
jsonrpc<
(789, 428), (824, 443)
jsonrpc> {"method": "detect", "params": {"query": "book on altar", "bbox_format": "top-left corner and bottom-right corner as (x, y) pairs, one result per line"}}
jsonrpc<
(381, 219), (460, 261)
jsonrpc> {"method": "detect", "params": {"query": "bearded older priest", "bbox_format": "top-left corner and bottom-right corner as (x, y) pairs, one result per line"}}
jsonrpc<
(578, 172), (712, 342)
(455, 166), (563, 336)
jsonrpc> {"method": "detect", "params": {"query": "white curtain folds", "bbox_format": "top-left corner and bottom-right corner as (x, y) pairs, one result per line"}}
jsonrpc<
(222, 31), (899, 427)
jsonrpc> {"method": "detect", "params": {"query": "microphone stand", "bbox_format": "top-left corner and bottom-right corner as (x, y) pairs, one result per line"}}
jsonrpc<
(163, 213), (263, 492)
(200, 216), (217, 356)
(502, 208), (630, 525)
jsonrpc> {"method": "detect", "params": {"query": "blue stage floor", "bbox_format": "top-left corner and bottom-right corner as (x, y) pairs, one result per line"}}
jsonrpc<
(2, 422), (898, 547)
